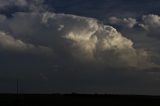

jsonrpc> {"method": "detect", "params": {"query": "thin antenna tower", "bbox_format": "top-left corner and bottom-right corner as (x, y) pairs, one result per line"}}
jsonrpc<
(17, 79), (19, 95)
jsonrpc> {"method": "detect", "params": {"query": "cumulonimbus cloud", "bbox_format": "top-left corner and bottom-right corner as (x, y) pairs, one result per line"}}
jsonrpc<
(0, 10), (156, 69)
(39, 12), (160, 69)
(0, 0), (158, 70)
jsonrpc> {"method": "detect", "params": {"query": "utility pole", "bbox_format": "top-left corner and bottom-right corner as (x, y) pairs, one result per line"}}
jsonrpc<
(17, 79), (19, 95)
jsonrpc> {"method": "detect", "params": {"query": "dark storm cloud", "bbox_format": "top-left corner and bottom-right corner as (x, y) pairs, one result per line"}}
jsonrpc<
(0, 11), (155, 69)
(0, 0), (160, 95)
(108, 14), (160, 52)
(108, 14), (160, 67)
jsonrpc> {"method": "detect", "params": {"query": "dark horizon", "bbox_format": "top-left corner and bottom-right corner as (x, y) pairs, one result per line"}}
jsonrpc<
(1, 93), (160, 105)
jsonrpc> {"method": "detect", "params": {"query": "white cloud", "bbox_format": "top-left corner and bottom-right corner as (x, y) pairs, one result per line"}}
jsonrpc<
(0, 31), (53, 55)
(139, 14), (160, 30)
(143, 14), (160, 27)
(134, 14), (160, 49)
(109, 17), (137, 28)
(0, 9), (157, 69)
(40, 12), (154, 69)
(64, 23), (153, 69)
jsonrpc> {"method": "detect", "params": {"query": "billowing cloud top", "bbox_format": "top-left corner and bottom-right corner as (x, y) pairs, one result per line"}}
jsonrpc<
(0, 0), (158, 70)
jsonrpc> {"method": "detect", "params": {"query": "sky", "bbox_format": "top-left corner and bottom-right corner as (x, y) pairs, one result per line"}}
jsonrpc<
(0, 0), (160, 95)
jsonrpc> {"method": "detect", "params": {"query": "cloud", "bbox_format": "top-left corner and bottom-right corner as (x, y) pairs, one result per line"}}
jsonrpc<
(43, 12), (156, 69)
(0, 1), (158, 70)
(140, 14), (160, 30)
(108, 15), (160, 69)
(109, 17), (137, 28)
(0, 31), (53, 55)
(0, 0), (46, 12)
(109, 14), (160, 40)
(137, 14), (160, 40)
(0, 10), (155, 69)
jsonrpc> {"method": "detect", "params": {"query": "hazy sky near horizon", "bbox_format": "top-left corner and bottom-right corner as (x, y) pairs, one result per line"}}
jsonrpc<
(0, 0), (160, 95)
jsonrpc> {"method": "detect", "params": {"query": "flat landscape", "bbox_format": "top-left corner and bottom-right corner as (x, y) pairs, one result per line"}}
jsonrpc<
(0, 94), (160, 105)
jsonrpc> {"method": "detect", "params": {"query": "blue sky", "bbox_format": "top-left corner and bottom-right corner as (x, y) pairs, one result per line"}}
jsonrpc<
(46, 0), (160, 18)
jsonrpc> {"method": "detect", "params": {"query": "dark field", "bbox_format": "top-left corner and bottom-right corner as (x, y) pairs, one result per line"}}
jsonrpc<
(0, 94), (160, 105)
